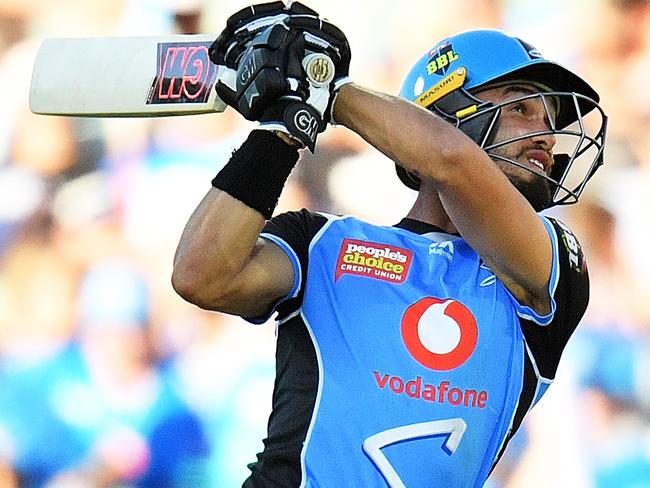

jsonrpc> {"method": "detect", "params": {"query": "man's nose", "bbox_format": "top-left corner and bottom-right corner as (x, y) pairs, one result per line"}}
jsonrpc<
(530, 117), (557, 150)
(531, 132), (556, 150)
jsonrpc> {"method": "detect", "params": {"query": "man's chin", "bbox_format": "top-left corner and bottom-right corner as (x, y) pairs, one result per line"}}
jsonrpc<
(510, 173), (553, 211)
(491, 156), (554, 211)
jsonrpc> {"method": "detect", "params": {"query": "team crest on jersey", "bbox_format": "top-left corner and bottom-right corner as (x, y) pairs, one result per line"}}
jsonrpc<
(335, 239), (413, 284)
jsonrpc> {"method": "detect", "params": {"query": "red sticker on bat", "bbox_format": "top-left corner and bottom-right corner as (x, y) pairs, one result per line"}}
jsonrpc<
(147, 41), (216, 105)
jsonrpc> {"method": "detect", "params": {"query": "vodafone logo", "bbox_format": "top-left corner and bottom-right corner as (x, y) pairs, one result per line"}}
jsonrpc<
(401, 297), (478, 371)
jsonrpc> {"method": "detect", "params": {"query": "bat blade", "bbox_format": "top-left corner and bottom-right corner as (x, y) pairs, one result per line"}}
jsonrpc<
(29, 35), (227, 117)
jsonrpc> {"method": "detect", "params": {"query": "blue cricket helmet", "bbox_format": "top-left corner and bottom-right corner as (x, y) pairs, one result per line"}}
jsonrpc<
(396, 29), (607, 207)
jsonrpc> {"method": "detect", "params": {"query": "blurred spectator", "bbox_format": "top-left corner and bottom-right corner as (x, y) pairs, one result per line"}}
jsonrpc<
(56, 258), (211, 487)
(0, 235), (84, 487)
(563, 193), (650, 488)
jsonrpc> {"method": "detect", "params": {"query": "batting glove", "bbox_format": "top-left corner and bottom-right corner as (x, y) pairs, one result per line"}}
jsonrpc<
(210, 2), (351, 150)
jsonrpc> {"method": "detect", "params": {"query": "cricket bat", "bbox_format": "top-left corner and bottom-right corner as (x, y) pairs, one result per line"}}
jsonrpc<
(29, 35), (335, 118)
(29, 35), (227, 117)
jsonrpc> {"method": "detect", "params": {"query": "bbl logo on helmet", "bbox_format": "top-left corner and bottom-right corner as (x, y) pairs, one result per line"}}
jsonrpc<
(426, 42), (460, 76)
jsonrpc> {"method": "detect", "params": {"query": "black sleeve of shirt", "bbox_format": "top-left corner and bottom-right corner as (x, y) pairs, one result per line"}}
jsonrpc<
(260, 208), (328, 321)
(520, 217), (590, 380)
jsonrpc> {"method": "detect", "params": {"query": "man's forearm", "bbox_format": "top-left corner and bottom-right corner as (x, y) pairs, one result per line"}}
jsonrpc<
(171, 131), (299, 310)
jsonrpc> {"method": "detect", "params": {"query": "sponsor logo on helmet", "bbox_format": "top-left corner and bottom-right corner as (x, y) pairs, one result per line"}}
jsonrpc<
(428, 41), (451, 58)
(335, 238), (413, 283)
(426, 43), (460, 76)
(415, 68), (467, 108)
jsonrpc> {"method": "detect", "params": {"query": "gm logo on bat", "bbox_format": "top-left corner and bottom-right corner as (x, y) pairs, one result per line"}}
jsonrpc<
(147, 41), (217, 105)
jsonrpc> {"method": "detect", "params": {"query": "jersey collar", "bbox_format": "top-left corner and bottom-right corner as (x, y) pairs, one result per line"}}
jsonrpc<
(394, 218), (459, 238)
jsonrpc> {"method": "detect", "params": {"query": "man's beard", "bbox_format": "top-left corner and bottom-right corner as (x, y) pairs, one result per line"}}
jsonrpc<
(508, 171), (553, 212)
(490, 153), (554, 211)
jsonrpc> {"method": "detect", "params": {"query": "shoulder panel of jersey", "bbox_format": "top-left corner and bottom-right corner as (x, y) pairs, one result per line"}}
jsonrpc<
(247, 209), (332, 323)
(520, 216), (589, 381)
(494, 217), (589, 465)
(497, 216), (561, 325)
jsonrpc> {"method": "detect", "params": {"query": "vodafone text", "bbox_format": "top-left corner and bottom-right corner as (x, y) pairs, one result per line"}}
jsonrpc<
(373, 371), (488, 408)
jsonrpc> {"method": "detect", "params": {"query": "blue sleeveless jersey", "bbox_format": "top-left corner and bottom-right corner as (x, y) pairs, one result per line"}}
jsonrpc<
(244, 211), (589, 488)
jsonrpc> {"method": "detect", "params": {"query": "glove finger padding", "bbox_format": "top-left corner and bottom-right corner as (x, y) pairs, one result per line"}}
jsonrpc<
(289, 19), (348, 58)
(215, 23), (307, 121)
(285, 16), (352, 123)
(209, 1), (318, 68)
(210, 2), (352, 149)
(226, 0), (317, 31)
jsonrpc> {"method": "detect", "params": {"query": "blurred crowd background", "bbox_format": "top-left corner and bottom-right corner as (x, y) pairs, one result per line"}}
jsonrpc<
(0, 0), (649, 486)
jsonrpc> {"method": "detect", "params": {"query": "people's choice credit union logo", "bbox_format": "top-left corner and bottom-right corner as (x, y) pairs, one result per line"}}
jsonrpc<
(335, 239), (413, 284)
(401, 297), (478, 370)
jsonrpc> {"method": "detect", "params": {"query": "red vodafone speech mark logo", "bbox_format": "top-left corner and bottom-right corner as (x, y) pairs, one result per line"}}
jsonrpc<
(401, 297), (478, 371)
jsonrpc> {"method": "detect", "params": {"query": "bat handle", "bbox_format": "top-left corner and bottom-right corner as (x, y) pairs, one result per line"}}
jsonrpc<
(302, 53), (335, 87)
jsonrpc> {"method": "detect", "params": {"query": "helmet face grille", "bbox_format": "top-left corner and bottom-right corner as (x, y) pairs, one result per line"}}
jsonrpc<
(396, 91), (607, 209)
(481, 92), (607, 208)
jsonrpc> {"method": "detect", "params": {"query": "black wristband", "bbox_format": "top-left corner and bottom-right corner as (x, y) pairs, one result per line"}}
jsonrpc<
(211, 130), (300, 219)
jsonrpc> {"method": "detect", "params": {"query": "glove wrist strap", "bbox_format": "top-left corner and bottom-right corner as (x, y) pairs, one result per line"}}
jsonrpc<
(328, 77), (353, 126)
(211, 130), (300, 219)
(259, 99), (324, 152)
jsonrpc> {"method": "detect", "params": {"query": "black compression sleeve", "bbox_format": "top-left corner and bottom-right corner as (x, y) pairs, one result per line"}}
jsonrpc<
(211, 130), (300, 219)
